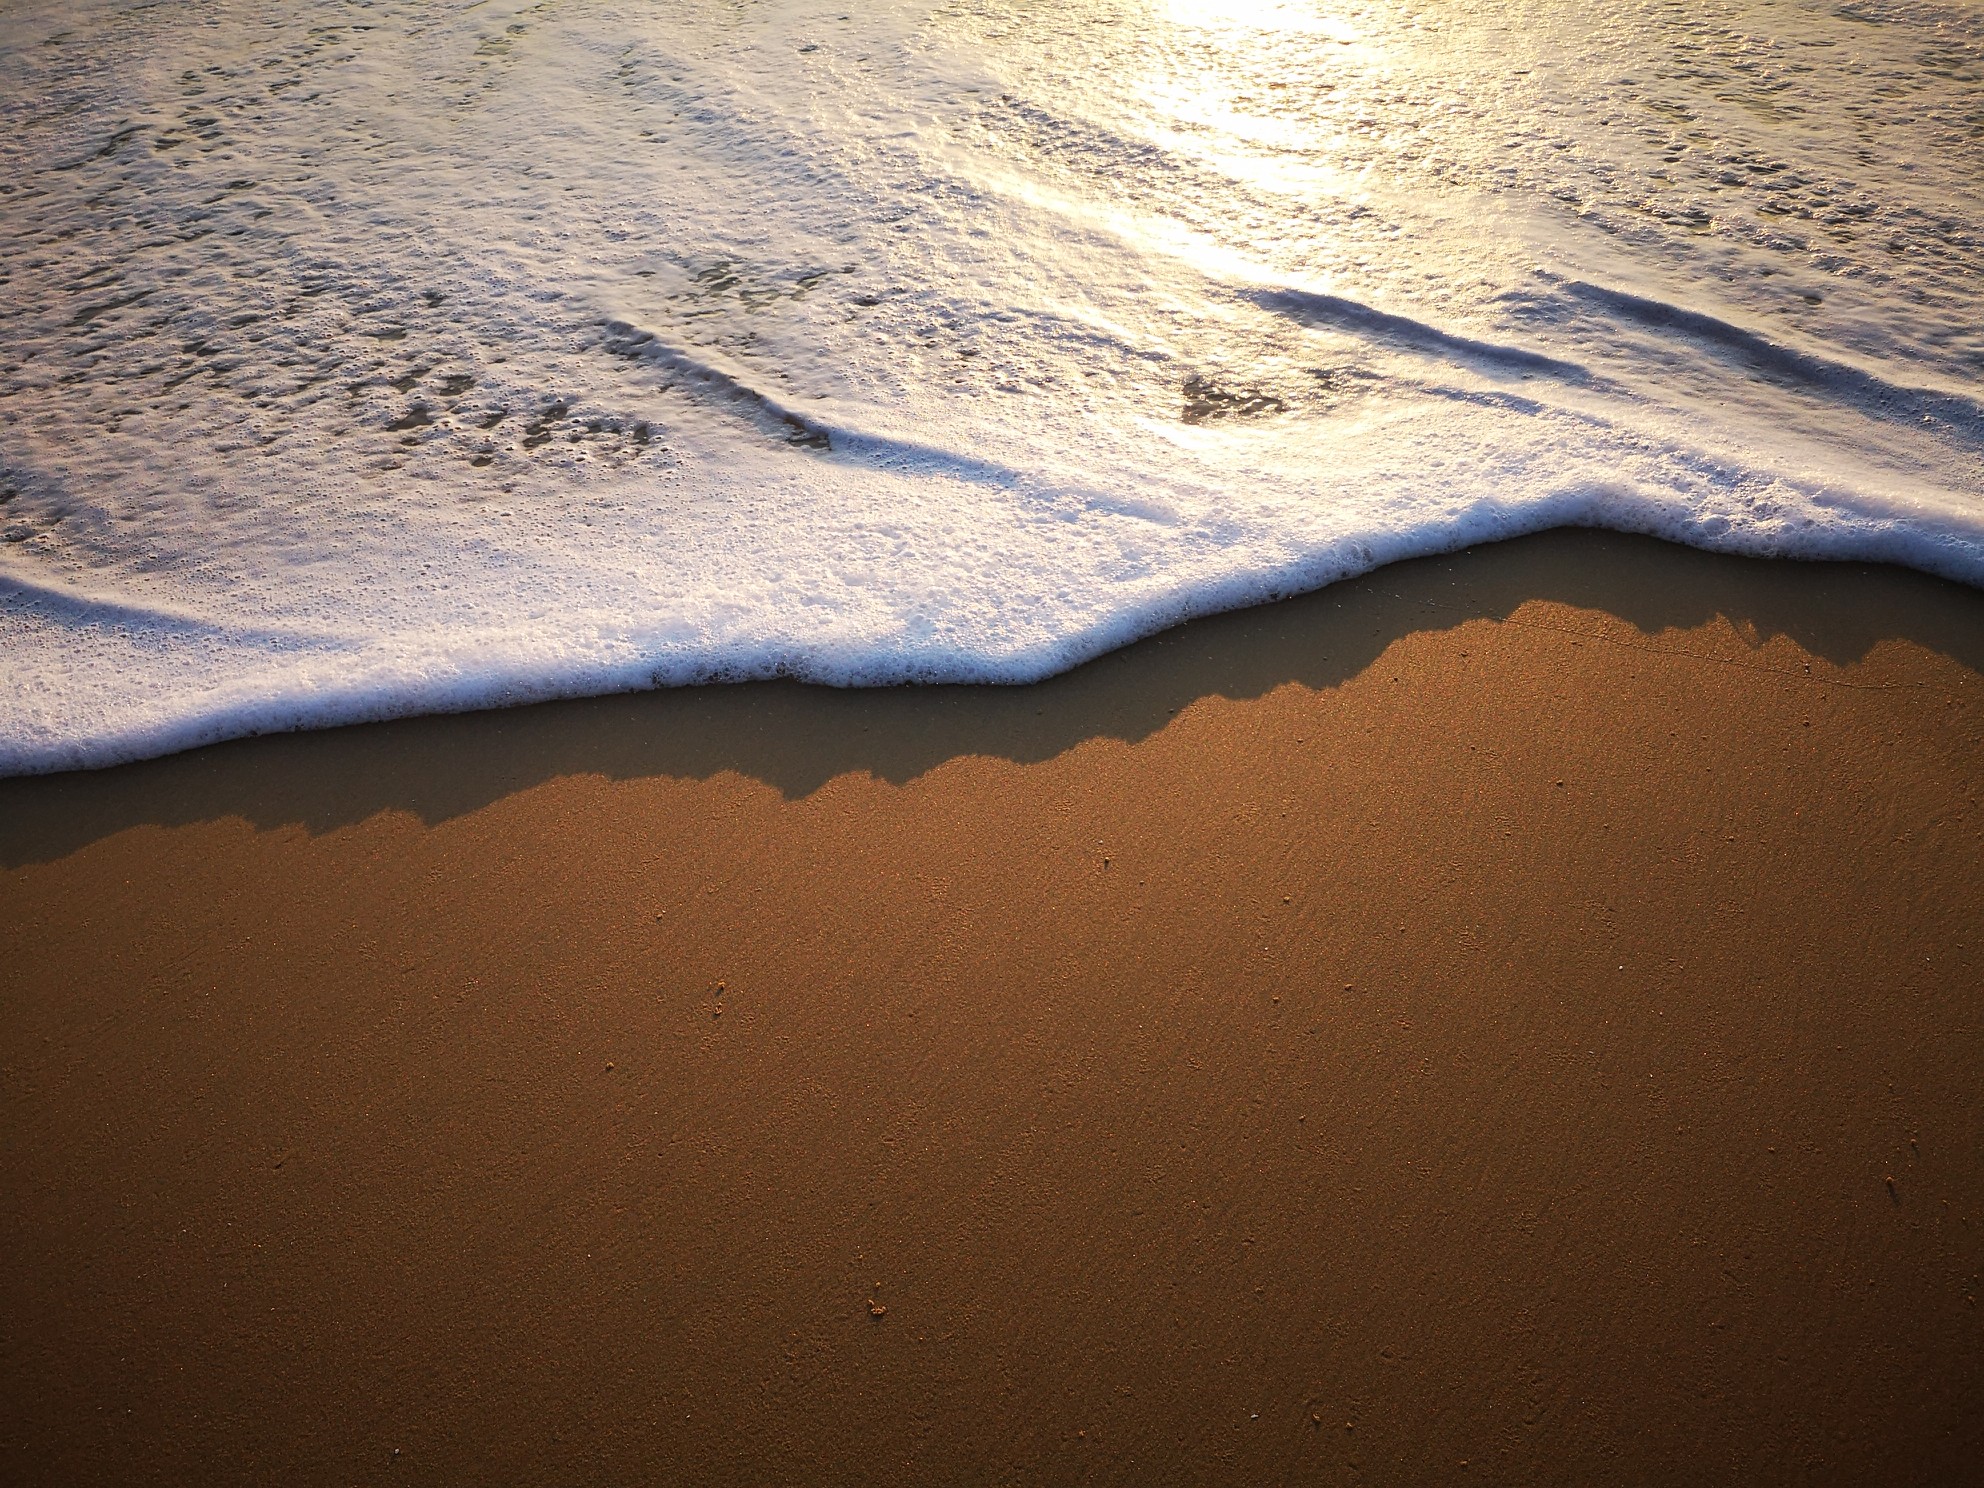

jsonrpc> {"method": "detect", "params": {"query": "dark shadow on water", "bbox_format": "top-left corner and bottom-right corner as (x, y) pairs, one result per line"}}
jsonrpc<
(4, 529), (1981, 868)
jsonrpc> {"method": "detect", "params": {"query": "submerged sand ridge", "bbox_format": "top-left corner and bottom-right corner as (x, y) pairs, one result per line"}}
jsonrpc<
(2, 532), (1981, 1484)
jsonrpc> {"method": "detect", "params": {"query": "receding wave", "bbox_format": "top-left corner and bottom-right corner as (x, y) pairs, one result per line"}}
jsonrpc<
(0, 0), (1978, 775)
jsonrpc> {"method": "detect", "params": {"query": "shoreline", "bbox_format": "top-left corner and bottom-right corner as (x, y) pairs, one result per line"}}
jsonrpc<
(7, 528), (1983, 866)
(5, 529), (1982, 1484)
(8, 518), (1984, 788)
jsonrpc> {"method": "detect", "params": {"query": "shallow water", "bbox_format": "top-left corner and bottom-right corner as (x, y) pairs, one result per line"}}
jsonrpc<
(2, 0), (1979, 773)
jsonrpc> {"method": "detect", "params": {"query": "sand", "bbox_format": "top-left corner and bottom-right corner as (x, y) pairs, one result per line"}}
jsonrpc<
(3, 530), (1981, 1485)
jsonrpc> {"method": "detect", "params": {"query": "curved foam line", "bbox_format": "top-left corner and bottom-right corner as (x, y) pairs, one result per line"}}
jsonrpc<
(602, 319), (1070, 491)
(602, 321), (833, 448)
(1248, 286), (1593, 382)
(7, 495), (1980, 781)
(0, 570), (342, 648)
(1562, 280), (1984, 442)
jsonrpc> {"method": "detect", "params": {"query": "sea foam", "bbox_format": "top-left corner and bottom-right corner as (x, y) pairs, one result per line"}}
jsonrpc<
(2, 0), (1980, 774)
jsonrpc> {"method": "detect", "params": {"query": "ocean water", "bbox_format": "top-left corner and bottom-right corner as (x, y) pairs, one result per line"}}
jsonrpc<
(2, 0), (1979, 774)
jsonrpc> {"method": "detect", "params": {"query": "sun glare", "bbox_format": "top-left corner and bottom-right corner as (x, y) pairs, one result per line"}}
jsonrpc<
(1163, 0), (1359, 42)
(1126, 0), (1371, 211)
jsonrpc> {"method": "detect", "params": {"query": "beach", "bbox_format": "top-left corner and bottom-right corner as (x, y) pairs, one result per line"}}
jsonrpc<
(4, 529), (1980, 1484)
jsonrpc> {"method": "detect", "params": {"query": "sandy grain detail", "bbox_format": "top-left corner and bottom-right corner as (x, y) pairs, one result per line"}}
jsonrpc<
(3, 532), (1981, 1485)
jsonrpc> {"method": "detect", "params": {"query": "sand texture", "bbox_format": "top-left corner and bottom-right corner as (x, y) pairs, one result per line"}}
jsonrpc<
(4, 531), (1982, 1484)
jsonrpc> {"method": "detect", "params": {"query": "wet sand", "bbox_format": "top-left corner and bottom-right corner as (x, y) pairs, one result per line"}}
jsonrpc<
(3, 529), (1981, 1485)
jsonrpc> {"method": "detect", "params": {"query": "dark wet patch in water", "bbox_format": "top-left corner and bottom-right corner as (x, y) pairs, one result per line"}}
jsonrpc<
(519, 402), (568, 450)
(1181, 374), (1287, 425)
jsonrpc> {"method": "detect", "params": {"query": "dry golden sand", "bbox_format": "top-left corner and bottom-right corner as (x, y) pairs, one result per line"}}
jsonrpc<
(3, 531), (1982, 1485)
